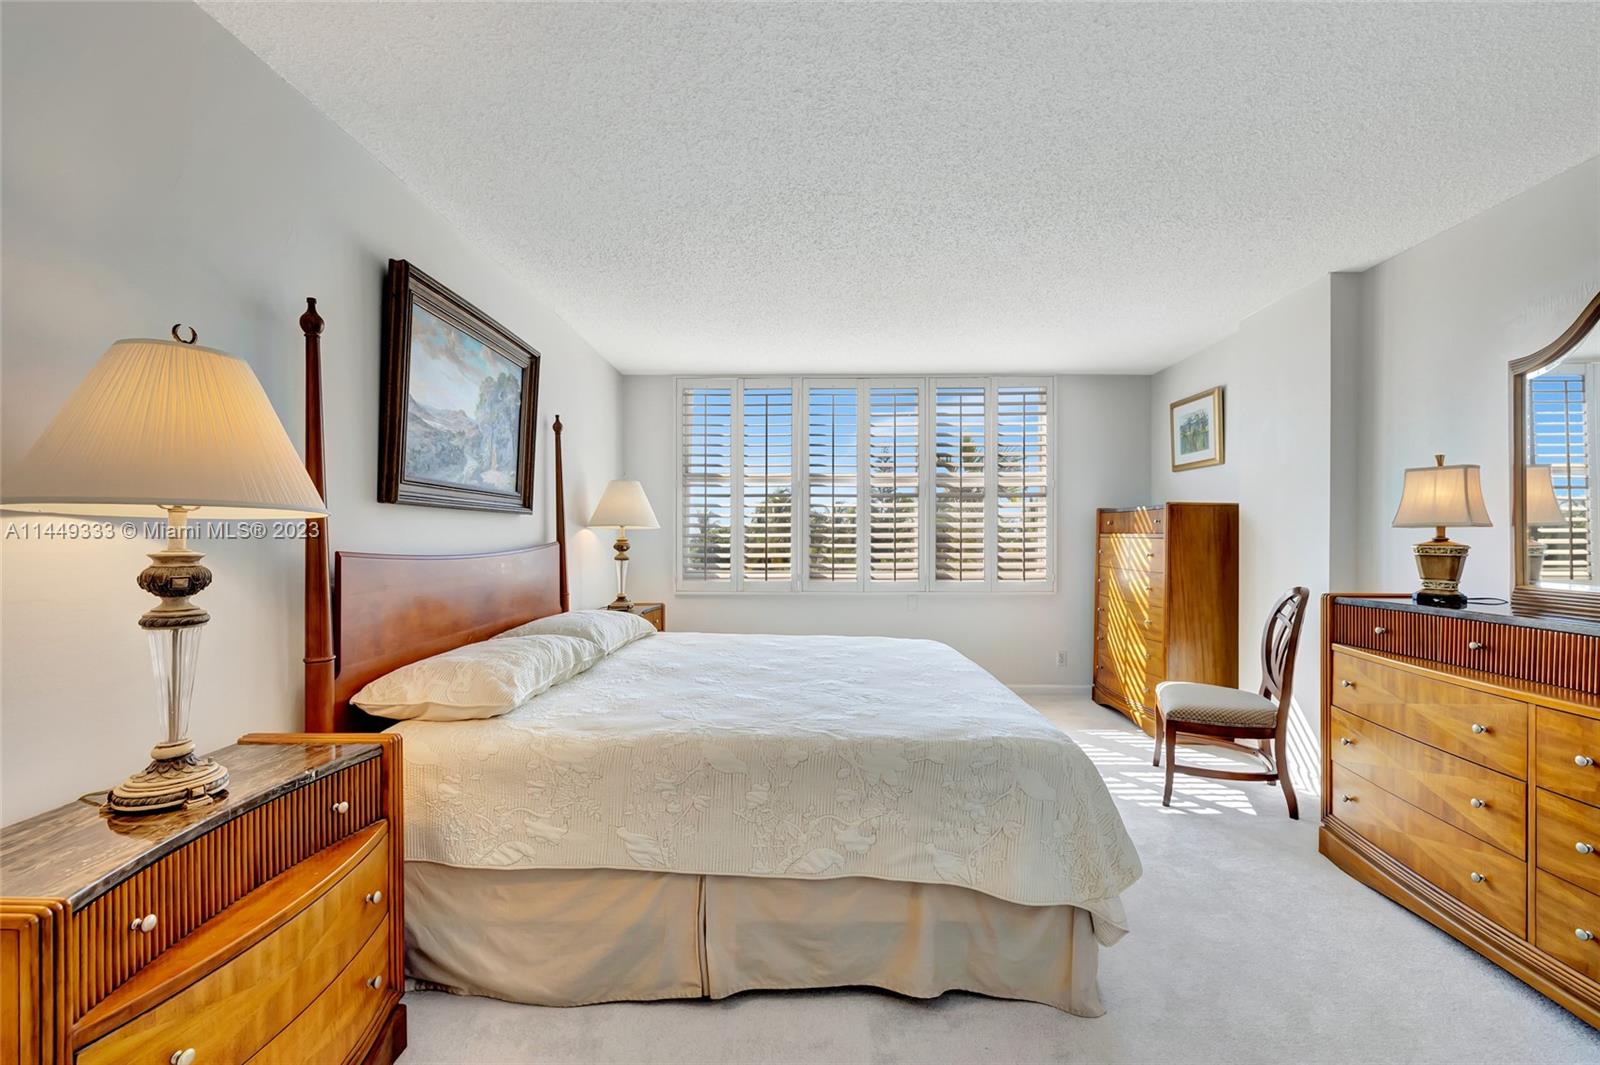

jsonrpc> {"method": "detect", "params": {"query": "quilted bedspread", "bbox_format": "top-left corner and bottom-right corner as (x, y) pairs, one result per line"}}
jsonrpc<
(390, 633), (1142, 941)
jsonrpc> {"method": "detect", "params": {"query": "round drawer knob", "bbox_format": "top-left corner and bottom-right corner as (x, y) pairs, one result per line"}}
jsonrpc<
(1470, 798), (1487, 809)
(1339, 737), (1354, 746)
(1373, 626), (1388, 635)
(1340, 794), (1356, 803)
(1577, 928), (1595, 942)
(170, 1050), (196, 1065)
(1340, 680), (1354, 688)
(366, 890), (384, 905)
(1470, 872), (1486, 884)
(332, 800), (350, 814)
(131, 913), (157, 934)
(1467, 641), (1485, 651)
(1471, 723), (1488, 735)
(1576, 755), (1595, 768)
(367, 975), (384, 990)
(1578, 842), (1596, 855)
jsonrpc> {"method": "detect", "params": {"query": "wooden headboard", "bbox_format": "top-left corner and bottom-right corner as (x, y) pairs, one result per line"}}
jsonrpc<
(299, 298), (570, 733)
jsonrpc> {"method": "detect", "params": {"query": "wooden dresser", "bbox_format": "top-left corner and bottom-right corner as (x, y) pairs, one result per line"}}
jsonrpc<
(0, 733), (406, 1064)
(1091, 502), (1239, 734)
(1320, 594), (1600, 1027)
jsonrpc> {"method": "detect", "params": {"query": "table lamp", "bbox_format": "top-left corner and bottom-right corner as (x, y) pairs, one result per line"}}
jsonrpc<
(1390, 453), (1493, 609)
(2, 329), (327, 813)
(1523, 464), (1566, 582)
(589, 479), (659, 609)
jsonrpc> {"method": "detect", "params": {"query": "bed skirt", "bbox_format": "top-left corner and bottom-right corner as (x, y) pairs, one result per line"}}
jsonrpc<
(404, 862), (1106, 1016)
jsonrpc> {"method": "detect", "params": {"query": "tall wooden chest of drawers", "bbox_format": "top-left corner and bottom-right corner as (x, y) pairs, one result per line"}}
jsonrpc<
(1320, 594), (1600, 1027)
(0, 733), (406, 1064)
(1091, 502), (1239, 735)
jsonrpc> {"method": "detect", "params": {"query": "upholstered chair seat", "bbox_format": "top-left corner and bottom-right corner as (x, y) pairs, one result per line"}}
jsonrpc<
(1155, 682), (1279, 729)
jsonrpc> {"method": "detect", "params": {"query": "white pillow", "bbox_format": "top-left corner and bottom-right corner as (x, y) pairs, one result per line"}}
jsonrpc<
(495, 608), (655, 655)
(352, 634), (600, 721)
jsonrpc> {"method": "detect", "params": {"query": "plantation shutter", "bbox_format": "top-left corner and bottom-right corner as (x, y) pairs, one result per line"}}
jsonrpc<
(996, 383), (1049, 582)
(741, 384), (794, 583)
(934, 384), (987, 582)
(868, 385), (920, 582)
(681, 384), (734, 582)
(1530, 372), (1591, 582)
(807, 386), (860, 583)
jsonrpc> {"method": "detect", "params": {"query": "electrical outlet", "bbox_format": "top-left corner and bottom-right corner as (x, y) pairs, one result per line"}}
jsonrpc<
(1056, 650), (1068, 667)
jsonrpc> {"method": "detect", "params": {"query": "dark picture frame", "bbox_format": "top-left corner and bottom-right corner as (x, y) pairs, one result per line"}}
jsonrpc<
(379, 259), (540, 512)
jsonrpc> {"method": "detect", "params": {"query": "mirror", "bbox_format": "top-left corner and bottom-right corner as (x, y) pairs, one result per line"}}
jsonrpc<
(1511, 291), (1600, 620)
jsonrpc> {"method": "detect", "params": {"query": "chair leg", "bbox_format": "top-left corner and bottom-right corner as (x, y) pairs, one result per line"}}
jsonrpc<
(1161, 729), (1178, 807)
(1152, 710), (1164, 766)
(1275, 730), (1298, 820)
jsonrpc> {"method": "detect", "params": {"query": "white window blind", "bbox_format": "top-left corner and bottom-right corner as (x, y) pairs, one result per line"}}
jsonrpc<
(996, 384), (1049, 582)
(742, 386), (794, 583)
(934, 384), (987, 583)
(807, 386), (859, 583)
(679, 377), (1049, 592)
(868, 385), (920, 582)
(681, 385), (733, 582)
(1530, 371), (1592, 582)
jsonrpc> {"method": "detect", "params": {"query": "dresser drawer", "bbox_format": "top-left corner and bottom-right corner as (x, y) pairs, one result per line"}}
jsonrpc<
(69, 756), (383, 1019)
(1536, 789), (1600, 896)
(1331, 764), (1526, 936)
(1535, 707), (1600, 806)
(1098, 508), (1164, 536)
(249, 917), (392, 1064)
(1329, 604), (1439, 657)
(1330, 650), (1528, 778)
(1095, 635), (1162, 705)
(1097, 534), (1166, 574)
(1098, 566), (1165, 618)
(1330, 709), (1525, 857)
(1534, 871), (1600, 982)
(78, 828), (390, 1065)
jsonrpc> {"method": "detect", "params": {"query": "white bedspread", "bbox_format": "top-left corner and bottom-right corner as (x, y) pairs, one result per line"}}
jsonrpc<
(390, 633), (1141, 941)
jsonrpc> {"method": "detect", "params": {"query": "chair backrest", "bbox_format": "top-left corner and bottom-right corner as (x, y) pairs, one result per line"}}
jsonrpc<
(1259, 586), (1311, 710)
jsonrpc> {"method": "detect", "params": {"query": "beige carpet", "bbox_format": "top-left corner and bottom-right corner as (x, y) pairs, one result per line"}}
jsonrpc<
(401, 694), (1599, 1064)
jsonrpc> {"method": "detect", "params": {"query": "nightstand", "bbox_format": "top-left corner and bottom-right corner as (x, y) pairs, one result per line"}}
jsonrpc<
(0, 734), (406, 1065)
(609, 601), (666, 631)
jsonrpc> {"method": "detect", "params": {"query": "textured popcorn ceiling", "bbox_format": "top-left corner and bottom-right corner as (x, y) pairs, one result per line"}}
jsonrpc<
(203, 2), (1599, 374)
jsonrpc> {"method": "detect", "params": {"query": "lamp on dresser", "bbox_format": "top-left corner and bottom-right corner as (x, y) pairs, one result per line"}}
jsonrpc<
(1, 329), (326, 813)
(1390, 454), (1493, 609)
(1523, 465), (1567, 583)
(589, 479), (659, 609)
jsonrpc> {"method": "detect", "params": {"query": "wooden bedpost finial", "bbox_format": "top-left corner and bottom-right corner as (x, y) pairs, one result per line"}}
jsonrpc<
(553, 414), (563, 435)
(300, 297), (324, 335)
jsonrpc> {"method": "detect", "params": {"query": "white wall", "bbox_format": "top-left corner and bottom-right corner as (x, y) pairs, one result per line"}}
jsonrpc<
(621, 374), (1151, 687)
(0, 2), (622, 822)
(1357, 158), (1600, 593)
(1148, 277), (1354, 790)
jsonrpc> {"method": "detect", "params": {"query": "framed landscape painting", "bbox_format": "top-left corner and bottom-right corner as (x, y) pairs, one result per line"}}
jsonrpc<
(1169, 386), (1224, 471)
(380, 259), (540, 512)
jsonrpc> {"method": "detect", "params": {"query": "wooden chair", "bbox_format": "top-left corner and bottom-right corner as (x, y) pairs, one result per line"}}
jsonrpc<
(1152, 586), (1311, 818)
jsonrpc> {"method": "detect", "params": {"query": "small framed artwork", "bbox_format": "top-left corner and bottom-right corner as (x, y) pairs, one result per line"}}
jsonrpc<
(380, 259), (540, 512)
(1169, 386), (1225, 472)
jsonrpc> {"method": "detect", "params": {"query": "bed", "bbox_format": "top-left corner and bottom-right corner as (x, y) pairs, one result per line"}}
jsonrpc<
(293, 300), (1141, 1016)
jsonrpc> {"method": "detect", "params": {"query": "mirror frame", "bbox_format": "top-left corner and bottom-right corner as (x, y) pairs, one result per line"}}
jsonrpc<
(1509, 289), (1600, 621)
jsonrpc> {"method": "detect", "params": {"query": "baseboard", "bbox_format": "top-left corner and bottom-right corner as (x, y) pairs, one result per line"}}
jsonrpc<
(1008, 684), (1090, 695)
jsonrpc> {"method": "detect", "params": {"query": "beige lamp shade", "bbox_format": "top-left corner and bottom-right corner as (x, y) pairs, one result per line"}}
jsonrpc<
(1524, 465), (1566, 525)
(1391, 460), (1492, 530)
(589, 479), (659, 529)
(1, 337), (325, 517)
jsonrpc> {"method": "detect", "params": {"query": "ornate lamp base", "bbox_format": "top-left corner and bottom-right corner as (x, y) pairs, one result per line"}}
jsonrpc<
(608, 528), (633, 609)
(1412, 534), (1471, 610)
(109, 740), (229, 814)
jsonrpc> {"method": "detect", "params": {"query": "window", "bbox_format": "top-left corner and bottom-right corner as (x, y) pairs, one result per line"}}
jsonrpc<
(1530, 368), (1594, 583)
(678, 377), (1051, 592)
